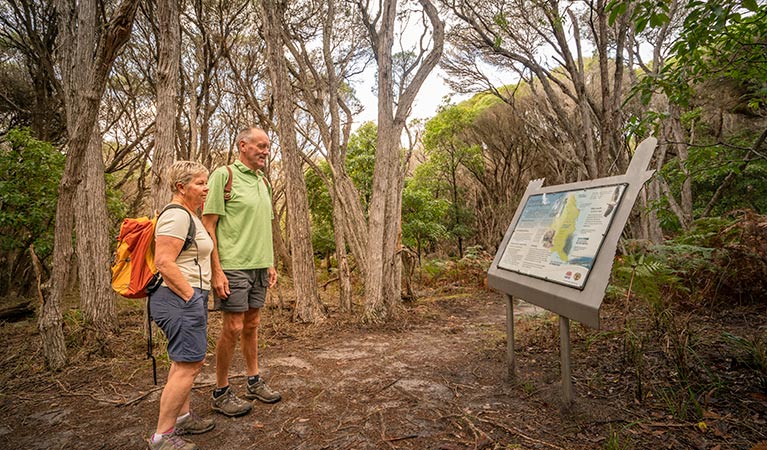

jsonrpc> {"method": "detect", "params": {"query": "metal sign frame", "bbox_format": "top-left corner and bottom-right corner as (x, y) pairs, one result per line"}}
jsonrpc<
(488, 137), (657, 329)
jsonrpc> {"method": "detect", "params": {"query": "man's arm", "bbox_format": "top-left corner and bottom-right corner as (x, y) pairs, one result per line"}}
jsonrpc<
(202, 213), (229, 298)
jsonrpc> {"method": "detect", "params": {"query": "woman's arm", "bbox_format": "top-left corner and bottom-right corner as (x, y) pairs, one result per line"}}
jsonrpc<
(154, 235), (194, 301)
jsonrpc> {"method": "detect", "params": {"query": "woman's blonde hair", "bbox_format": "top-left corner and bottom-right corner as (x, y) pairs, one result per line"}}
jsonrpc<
(167, 160), (209, 193)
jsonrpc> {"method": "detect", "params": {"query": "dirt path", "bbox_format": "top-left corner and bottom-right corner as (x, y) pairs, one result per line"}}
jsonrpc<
(0, 293), (547, 449)
(0, 291), (765, 449)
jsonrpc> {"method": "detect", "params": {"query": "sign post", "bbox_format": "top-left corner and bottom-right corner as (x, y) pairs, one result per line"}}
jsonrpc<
(488, 137), (657, 405)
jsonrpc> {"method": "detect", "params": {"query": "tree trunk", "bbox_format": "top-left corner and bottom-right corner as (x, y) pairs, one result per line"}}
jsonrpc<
(669, 105), (693, 226)
(359, 0), (443, 322)
(76, 129), (117, 337)
(363, 0), (397, 318)
(331, 192), (353, 313)
(335, 174), (370, 278)
(272, 209), (293, 277)
(639, 179), (665, 243)
(658, 116), (691, 230)
(260, 0), (324, 323)
(41, 0), (139, 370)
(151, 0), (180, 212)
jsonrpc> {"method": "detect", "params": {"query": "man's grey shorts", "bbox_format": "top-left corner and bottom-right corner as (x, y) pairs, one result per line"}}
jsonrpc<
(149, 286), (209, 362)
(214, 268), (269, 312)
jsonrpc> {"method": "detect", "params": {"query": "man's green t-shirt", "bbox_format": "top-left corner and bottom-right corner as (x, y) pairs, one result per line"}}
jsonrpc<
(203, 160), (274, 270)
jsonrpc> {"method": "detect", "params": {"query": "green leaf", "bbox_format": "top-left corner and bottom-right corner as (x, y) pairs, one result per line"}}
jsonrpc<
(493, 12), (509, 28)
(635, 16), (649, 33)
(650, 12), (670, 27)
(607, 0), (628, 25)
(742, 0), (758, 11)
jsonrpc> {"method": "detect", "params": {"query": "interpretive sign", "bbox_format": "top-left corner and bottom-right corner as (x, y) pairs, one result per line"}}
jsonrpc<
(488, 137), (657, 329)
(498, 184), (627, 290)
(489, 137), (658, 405)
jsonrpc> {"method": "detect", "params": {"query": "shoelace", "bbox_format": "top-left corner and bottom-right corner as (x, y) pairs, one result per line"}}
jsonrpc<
(166, 435), (189, 449)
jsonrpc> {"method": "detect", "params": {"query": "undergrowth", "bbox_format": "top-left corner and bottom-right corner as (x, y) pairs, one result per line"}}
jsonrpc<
(606, 210), (767, 418)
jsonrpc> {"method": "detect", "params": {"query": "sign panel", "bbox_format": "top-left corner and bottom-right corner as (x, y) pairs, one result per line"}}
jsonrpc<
(497, 184), (627, 289)
(487, 137), (658, 329)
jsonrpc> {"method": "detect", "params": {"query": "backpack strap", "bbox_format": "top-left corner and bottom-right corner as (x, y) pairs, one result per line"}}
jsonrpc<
(224, 165), (271, 202)
(158, 204), (195, 252)
(146, 297), (157, 385)
(224, 166), (233, 201)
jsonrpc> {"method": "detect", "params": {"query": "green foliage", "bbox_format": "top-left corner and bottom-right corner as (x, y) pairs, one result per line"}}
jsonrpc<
(420, 258), (448, 281)
(423, 246), (493, 288)
(401, 181), (449, 254)
(0, 128), (128, 295)
(346, 122), (377, 209)
(304, 161), (335, 256)
(420, 103), (487, 254)
(423, 101), (477, 151)
(612, 209), (767, 308)
(610, 243), (689, 312)
(723, 330), (767, 388)
(670, 216), (735, 247)
(0, 128), (64, 262)
(671, 210), (767, 303)
(612, 0), (767, 109)
(616, 0), (766, 233)
(304, 123), (380, 258)
(657, 142), (767, 227)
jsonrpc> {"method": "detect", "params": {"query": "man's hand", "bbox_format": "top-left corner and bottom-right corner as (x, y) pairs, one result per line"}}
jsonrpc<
(268, 266), (278, 288)
(212, 268), (230, 299)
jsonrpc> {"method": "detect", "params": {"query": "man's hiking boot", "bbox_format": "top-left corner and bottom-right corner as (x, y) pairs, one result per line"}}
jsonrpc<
(175, 411), (215, 435)
(146, 434), (198, 450)
(245, 378), (282, 403)
(212, 387), (252, 417)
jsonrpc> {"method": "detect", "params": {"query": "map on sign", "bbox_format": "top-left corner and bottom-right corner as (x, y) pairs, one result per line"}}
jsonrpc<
(498, 184), (626, 289)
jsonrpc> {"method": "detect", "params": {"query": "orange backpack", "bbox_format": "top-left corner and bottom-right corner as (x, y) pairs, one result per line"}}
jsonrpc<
(111, 204), (194, 298)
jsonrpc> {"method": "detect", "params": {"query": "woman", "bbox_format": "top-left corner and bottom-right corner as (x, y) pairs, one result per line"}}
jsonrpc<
(148, 161), (214, 450)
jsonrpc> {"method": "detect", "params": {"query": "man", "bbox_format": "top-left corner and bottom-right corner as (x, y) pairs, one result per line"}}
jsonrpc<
(202, 127), (282, 417)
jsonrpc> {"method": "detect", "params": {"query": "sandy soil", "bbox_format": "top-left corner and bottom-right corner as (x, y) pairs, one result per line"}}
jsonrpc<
(0, 290), (765, 449)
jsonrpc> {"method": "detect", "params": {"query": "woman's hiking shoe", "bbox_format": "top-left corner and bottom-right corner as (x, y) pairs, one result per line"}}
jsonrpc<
(146, 434), (198, 450)
(211, 387), (252, 417)
(245, 378), (282, 403)
(175, 411), (215, 435)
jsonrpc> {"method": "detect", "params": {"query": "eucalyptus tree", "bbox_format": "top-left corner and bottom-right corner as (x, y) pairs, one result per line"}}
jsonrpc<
(0, 0), (62, 142)
(151, 0), (181, 211)
(278, 0), (368, 313)
(442, 0), (635, 181)
(354, 0), (444, 322)
(260, 0), (324, 323)
(41, 0), (139, 369)
(178, 0), (248, 165)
